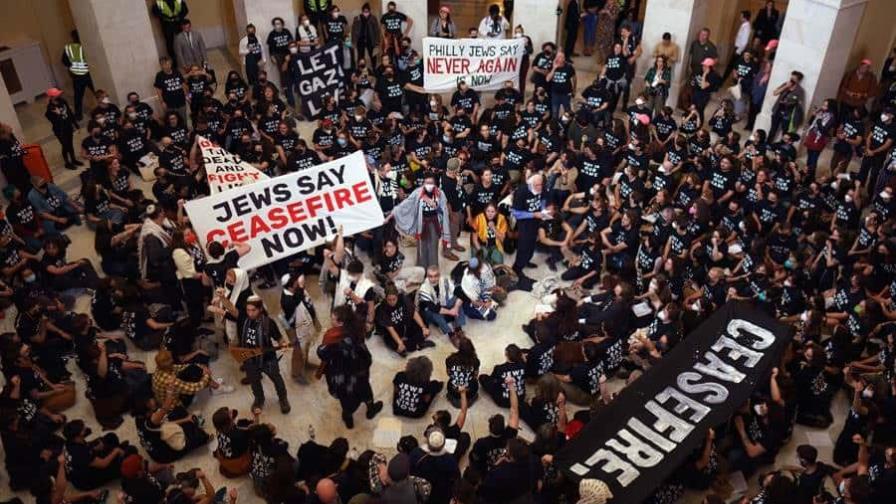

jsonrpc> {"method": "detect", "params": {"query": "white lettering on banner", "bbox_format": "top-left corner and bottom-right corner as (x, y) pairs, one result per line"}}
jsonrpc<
(568, 318), (777, 488)
(423, 37), (526, 92)
(185, 151), (384, 270)
(198, 136), (269, 194)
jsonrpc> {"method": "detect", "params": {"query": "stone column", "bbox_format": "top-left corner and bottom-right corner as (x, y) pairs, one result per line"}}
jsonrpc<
(634, 0), (710, 108)
(513, 0), (562, 53)
(0, 77), (23, 140)
(382, 1), (428, 52)
(68, 0), (162, 111)
(232, 0), (297, 90)
(755, 0), (868, 132)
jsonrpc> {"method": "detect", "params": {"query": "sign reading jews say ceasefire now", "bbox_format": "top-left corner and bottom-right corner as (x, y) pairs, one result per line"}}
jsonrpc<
(185, 151), (384, 270)
(423, 37), (526, 91)
(554, 301), (791, 503)
(197, 135), (269, 194)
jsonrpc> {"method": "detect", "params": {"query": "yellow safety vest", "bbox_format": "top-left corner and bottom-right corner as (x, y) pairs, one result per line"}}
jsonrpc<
(65, 43), (89, 75)
(156, 0), (184, 21)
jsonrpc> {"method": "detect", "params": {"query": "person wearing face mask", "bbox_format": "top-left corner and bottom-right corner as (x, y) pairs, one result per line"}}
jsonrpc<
(531, 43), (556, 92)
(44, 88), (80, 170)
(376, 65), (405, 114)
(478, 3), (510, 40)
(62, 418), (135, 490)
(153, 56), (189, 125)
(858, 108), (896, 195)
(352, 3), (381, 68)
(730, 389), (785, 477)
(547, 51), (577, 118)
(239, 24), (267, 85)
(381, 2), (413, 58)
(295, 14), (320, 54)
(266, 17), (294, 89)
(323, 5), (349, 74)
(768, 70), (805, 143)
(393, 173), (456, 267)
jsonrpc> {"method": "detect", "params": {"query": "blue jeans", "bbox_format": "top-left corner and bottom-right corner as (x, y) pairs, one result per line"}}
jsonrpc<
(583, 12), (598, 47)
(551, 93), (571, 118)
(422, 300), (466, 334)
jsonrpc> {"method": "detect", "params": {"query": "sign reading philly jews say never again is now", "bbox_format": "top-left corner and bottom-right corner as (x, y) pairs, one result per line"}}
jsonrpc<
(197, 135), (269, 194)
(554, 301), (791, 503)
(185, 150), (383, 270)
(422, 37), (526, 92)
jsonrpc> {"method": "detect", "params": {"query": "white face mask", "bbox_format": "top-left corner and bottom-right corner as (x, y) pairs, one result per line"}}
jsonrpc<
(800, 311), (809, 322)
(862, 388), (874, 399)
(628, 142), (637, 150)
(845, 194), (854, 203)
(882, 113), (891, 122)
(303, 20), (310, 27)
(424, 183), (436, 192)
(649, 280), (659, 292)
(514, 32), (522, 38)
(635, 98), (645, 106)
(753, 404), (765, 416)
(658, 310), (669, 322)
(128, 112), (138, 120)
(289, 47), (298, 54)
(354, 114), (363, 121)
(430, 100), (438, 107)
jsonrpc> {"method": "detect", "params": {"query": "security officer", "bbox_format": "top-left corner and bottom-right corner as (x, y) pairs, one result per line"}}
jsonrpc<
(61, 30), (95, 121)
(152, 0), (190, 67)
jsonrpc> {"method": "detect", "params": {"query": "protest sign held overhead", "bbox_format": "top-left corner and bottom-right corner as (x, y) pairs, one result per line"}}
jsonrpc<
(554, 302), (791, 503)
(198, 136), (269, 194)
(185, 151), (383, 270)
(423, 37), (526, 92)
(293, 42), (345, 118)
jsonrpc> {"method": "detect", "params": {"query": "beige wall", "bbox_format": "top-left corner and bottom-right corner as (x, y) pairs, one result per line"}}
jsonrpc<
(849, 0), (896, 73)
(0, 0), (76, 87)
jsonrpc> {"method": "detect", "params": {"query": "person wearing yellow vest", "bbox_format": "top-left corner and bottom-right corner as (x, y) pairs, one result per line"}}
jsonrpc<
(151, 0), (190, 68)
(61, 30), (95, 121)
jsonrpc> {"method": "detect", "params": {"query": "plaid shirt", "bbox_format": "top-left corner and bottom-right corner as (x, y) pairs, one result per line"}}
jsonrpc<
(151, 365), (210, 404)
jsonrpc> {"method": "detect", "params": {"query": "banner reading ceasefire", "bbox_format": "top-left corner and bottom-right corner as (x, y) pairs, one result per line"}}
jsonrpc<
(422, 37), (526, 92)
(185, 151), (383, 270)
(554, 302), (791, 503)
(198, 135), (269, 194)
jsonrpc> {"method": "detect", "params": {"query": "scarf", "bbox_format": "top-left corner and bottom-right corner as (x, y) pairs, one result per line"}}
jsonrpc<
(138, 217), (172, 279)
(227, 268), (250, 306)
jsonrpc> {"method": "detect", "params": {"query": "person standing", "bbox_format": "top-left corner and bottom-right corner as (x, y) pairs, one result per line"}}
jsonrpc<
(563, 0), (582, 58)
(582, 0), (601, 57)
(267, 17), (294, 93)
(511, 173), (549, 287)
(691, 58), (721, 123)
(479, 4), (510, 39)
(61, 30), (95, 121)
(768, 70), (805, 142)
(685, 28), (718, 108)
(0, 123), (29, 192)
(173, 19), (208, 74)
(393, 172), (457, 268)
(323, 5), (349, 71)
(239, 24), (267, 85)
(304, 0), (332, 31)
(723, 10), (752, 81)
(595, 0), (619, 61)
(548, 52), (577, 117)
(753, 0), (780, 45)
(152, 0), (189, 67)
(352, 4), (381, 70)
(44, 88), (81, 170)
(838, 59), (880, 124)
(381, 1), (413, 58)
(619, 23), (642, 108)
(317, 305), (384, 428)
(515, 26), (534, 95)
(279, 272), (319, 385)
(237, 296), (291, 414)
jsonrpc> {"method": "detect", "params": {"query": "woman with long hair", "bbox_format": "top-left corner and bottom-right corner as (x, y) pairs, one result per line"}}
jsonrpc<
(170, 228), (208, 328)
(472, 202), (509, 265)
(392, 355), (443, 418)
(445, 336), (481, 407)
(430, 5), (456, 39)
(644, 55), (672, 115)
(317, 305), (384, 428)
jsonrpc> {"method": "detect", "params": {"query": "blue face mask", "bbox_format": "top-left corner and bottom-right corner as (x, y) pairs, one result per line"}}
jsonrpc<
(337, 138), (348, 146)
(784, 259), (795, 269)
(758, 292), (767, 302)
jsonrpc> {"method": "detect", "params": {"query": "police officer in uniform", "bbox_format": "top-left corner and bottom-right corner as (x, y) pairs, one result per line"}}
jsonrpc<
(61, 31), (94, 121)
(510, 173), (549, 288)
(152, 0), (190, 67)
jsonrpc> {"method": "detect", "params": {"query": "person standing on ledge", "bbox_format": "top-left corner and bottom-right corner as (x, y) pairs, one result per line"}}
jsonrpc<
(152, 0), (190, 68)
(173, 19), (208, 75)
(61, 30), (95, 121)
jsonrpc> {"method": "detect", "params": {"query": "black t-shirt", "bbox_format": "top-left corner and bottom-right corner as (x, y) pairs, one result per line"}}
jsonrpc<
(451, 89), (480, 114)
(376, 77), (405, 113)
(869, 120), (896, 152)
(381, 11), (407, 34)
(550, 64), (576, 95)
(122, 473), (166, 504)
(471, 427), (519, 473)
(63, 441), (96, 489)
(604, 54), (627, 81)
(392, 372), (440, 417)
(325, 15), (348, 41)
(154, 71), (186, 108)
(217, 426), (250, 459)
(375, 294), (413, 332)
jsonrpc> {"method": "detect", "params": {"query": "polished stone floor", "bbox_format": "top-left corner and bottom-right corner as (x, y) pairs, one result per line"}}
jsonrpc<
(0, 48), (849, 502)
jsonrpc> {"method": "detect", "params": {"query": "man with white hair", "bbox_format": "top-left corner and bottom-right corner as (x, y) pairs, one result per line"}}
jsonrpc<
(510, 173), (549, 288)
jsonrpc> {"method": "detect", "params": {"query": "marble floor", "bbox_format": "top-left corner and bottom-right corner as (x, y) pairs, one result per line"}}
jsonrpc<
(0, 48), (849, 502)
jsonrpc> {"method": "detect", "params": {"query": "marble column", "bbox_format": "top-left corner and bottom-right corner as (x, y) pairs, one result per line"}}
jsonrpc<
(382, 1), (428, 52)
(0, 76), (23, 140)
(68, 0), (162, 111)
(512, 0), (562, 55)
(755, 0), (868, 132)
(634, 0), (710, 108)
(232, 0), (297, 90)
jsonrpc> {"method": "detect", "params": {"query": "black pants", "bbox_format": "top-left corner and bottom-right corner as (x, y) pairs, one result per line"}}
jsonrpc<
(161, 21), (181, 66)
(72, 74), (95, 119)
(338, 381), (374, 421)
(356, 41), (376, 66)
(244, 356), (288, 404)
(768, 112), (787, 143)
(859, 153), (886, 188)
(54, 128), (76, 164)
(479, 373), (513, 408)
(564, 22), (579, 56)
(561, 266), (599, 288)
(180, 277), (205, 327)
(245, 55), (261, 85)
(381, 323), (426, 354)
(513, 220), (539, 272)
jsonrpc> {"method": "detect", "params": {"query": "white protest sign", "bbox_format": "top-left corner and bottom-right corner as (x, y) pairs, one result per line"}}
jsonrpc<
(423, 37), (526, 92)
(198, 135), (269, 194)
(185, 151), (383, 270)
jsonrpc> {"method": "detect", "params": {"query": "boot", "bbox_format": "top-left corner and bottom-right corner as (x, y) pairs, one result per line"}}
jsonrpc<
(279, 397), (291, 414)
(365, 400), (384, 419)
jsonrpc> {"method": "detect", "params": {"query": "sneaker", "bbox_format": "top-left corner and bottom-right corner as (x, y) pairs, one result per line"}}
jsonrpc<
(279, 398), (291, 414)
(211, 381), (235, 395)
(365, 400), (384, 419)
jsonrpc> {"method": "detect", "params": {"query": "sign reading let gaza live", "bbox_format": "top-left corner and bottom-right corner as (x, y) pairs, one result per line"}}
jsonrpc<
(423, 37), (526, 92)
(293, 42), (345, 118)
(185, 151), (383, 270)
(555, 302), (790, 503)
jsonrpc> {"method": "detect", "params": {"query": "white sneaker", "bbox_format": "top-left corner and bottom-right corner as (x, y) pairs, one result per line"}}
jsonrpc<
(212, 379), (235, 395)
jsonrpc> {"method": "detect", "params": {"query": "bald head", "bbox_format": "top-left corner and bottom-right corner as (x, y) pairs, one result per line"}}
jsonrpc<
(316, 478), (338, 503)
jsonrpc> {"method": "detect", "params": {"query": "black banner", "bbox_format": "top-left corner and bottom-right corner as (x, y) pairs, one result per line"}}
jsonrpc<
(555, 302), (790, 503)
(293, 42), (344, 118)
